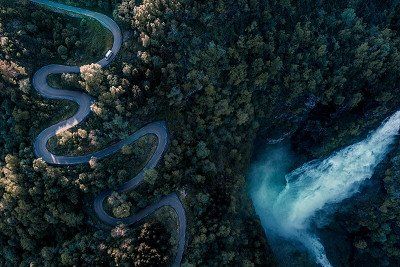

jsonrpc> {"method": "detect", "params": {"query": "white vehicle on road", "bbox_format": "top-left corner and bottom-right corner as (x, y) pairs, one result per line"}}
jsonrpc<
(30, 1), (186, 266)
(105, 50), (113, 60)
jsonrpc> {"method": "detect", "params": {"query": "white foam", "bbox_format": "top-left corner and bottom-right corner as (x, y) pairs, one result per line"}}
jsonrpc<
(250, 111), (400, 266)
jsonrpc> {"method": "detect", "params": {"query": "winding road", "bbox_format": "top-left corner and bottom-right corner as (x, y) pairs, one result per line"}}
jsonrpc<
(30, 1), (186, 265)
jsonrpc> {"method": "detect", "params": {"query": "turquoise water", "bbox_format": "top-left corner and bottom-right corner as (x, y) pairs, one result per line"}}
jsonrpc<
(249, 111), (400, 266)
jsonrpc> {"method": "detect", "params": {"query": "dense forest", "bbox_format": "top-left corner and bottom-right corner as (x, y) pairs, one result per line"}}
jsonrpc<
(2, 0), (400, 265)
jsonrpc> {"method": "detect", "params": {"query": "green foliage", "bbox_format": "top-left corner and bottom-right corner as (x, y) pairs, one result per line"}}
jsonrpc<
(2, 0), (400, 265)
(57, 45), (68, 55)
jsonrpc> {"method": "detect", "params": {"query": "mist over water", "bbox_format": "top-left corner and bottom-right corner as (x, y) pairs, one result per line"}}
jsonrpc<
(249, 111), (400, 266)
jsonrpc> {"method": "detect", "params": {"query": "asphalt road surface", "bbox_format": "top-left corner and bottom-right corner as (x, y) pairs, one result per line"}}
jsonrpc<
(30, 1), (186, 265)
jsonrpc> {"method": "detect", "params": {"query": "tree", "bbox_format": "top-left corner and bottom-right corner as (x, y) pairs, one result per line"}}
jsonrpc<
(79, 63), (104, 95)
(144, 169), (158, 186)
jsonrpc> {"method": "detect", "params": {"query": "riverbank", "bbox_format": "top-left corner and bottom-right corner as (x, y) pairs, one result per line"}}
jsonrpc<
(248, 110), (400, 266)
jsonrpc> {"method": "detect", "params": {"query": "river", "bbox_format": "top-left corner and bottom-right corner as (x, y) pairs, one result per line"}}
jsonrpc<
(248, 110), (400, 266)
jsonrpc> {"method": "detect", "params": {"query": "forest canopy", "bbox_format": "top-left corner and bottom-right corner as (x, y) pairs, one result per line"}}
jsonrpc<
(1, 0), (400, 266)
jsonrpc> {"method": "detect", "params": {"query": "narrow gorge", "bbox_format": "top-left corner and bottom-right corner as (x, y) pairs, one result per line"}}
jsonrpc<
(249, 110), (400, 266)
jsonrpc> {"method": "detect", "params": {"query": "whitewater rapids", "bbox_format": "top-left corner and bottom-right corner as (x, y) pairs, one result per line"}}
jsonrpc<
(249, 110), (400, 266)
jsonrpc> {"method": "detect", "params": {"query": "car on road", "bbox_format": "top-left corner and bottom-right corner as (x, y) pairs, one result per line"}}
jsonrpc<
(105, 50), (113, 60)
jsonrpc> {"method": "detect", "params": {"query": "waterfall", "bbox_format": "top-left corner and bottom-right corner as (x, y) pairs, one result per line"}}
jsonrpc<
(249, 110), (400, 266)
